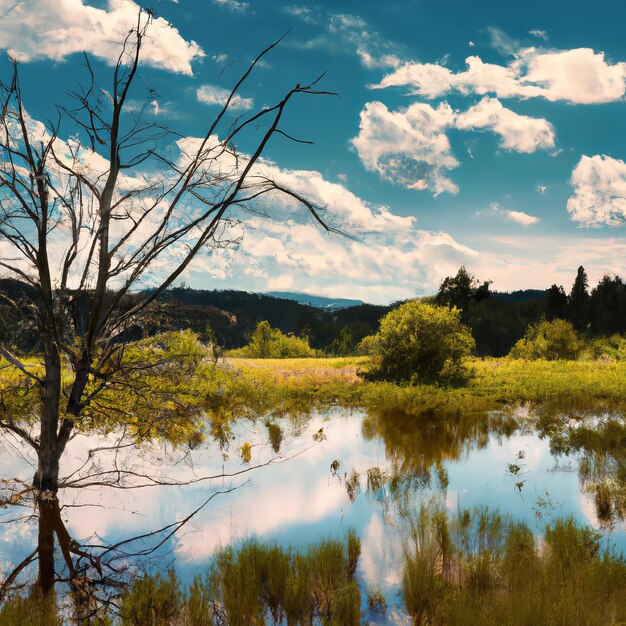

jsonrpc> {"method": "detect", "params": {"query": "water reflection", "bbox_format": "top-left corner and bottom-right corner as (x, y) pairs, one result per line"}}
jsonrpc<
(362, 408), (519, 492)
(536, 410), (626, 529)
(0, 404), (625, 618)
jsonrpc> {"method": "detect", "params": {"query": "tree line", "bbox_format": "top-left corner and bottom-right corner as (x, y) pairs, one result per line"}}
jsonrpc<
(434, 265), (626, 356)
(2, 265), (624, 360)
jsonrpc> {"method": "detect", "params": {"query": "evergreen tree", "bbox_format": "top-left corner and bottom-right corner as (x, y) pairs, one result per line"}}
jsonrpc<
(436, 267), (491, 314)
(590, 274), (626, 335)
(545, 284), (568, 320)
(568, 266), (591, 331)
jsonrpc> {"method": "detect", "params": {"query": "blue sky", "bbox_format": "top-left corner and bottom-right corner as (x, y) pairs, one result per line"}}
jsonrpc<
(2, 0), (626, 303)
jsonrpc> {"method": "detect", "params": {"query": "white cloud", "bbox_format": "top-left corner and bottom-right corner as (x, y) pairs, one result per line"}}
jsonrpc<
(456, 97), (555, 153)
(351, 101), (459, 196)
(373, 47), (626, 104)
(175, 133), (480, 302)
(475, 202), (540, 226)
(288, 10), (401, 69)
(352, 98), (554, 195)
(196, 84), (254, 110)
(470, 234), (626, 292)
(529, 29), (549, 41)
(568, 154), (626, 226)
(213, 0), (249, 12)
(282, 6), (317, 24)
(0, 0), (204, 75)
(506, 210), (541, 225)
(537, 185), (547, 194)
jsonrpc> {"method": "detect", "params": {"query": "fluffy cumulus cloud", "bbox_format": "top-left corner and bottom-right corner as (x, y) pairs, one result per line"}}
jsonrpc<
(196, 84), (254, 110)
(352, 98), (554, 194)
(351, 101), (459, 195)
(568, 155), (626, 226)
(171, 134), (480, 302)
(0, 0), (204, 74)
(456, 97), (555, 153)
(372, 47), (626, 104)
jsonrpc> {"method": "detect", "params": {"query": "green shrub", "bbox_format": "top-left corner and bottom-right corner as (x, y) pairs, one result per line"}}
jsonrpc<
(119, 569), (183, 626)
(583, 334), (626, 361)
(367, 301), (475, 384)
(355, 334), (378, 356)
(509, 319), (584, 360)
(231, 321), (317, 358)
(0, 592), (60, 626)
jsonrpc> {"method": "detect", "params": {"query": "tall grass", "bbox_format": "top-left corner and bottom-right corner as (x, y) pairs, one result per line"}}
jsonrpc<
(401, 506), (626, 626)
(117, 532), (361, 626)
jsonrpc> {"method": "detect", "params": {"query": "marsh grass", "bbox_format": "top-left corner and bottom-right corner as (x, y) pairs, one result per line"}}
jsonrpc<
(117, 532), (361, 626)
(0, 590), (62, 625)
(401, 506), (626, 626)
(228, 357), (626, 419)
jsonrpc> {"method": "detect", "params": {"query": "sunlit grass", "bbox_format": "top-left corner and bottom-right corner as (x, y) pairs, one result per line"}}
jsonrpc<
(228, 356), (626, 417)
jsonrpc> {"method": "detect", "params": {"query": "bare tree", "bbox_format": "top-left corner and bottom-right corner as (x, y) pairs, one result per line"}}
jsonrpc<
(0, 9), (333, 601)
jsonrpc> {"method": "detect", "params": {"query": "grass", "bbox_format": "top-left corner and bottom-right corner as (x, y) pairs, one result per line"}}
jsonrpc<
(117, 532), (361, 626)
(228, 356), (626, 418)
(8, 511), (626, 625)
(401, 505), (626, 626)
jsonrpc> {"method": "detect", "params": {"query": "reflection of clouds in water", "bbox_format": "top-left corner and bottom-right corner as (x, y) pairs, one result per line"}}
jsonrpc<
(1, 407), (626, 602)
(360, 512), (402, 591)
(0, 409), (388, 569)
(175, 413), (385, 561)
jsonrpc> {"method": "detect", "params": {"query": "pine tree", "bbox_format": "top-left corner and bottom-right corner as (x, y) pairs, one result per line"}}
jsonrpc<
(568, 266), (591, 331)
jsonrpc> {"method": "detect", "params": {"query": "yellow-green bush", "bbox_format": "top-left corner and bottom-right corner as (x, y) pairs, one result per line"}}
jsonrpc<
(509, 319), (584, 360)
(365, 301), (475, 384)
(230, 321), (317, 358)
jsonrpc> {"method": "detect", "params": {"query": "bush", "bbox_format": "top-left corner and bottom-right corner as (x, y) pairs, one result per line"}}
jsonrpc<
(230, 321), (317, 358)
(356, 334), (378, 356)
(367, 301), (475, 384)
(583, 334), (626, 361)
(509, 319), (583, 360)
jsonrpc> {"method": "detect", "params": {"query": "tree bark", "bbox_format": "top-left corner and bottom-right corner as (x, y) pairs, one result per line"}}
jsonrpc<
(37, 495), (57, 595)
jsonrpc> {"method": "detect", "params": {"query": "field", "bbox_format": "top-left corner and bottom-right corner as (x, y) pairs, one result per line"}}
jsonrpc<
(228, 356), (626, 416)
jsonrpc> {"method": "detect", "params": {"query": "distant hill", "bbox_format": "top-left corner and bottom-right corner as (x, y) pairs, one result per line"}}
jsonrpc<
(264, 291), (364, 310)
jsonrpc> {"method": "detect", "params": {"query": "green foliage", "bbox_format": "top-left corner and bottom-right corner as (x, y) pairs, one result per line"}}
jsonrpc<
(435, 266), (491, 314)
(569, 265), (591, 331)
(78, 330), (234, 446)
(402, 504), (448, 624)
(0, 591), (60, 626)
(545, 283), (568, 320)
(509, 319), (584, 360)
(231, 321), (317, 358)
(583, 334), (626, 361)
(118, 532), (361, 626)
(207, 533), (361, 625)
(355, 334), (377, 356)
(119, 569), (184, 626)
(401, 506), (626, 626)
(367, 301), (475, 384)
(327, 325), (355, 356)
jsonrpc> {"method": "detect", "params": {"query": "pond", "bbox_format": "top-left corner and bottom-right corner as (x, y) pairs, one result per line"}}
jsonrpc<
(1, 404), (625, 621)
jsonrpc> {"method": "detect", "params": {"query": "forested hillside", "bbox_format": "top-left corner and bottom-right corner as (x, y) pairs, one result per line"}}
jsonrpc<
(2, 265), (624, 357)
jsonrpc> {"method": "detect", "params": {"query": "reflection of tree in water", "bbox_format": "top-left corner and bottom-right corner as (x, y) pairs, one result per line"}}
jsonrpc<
(0, 423), (282, 620)
(361, 408), (519, 503)
(538, 410), (626, 528)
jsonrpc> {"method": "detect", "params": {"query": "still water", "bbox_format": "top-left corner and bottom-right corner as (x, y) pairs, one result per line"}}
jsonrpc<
(0, 405), (624, 614)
